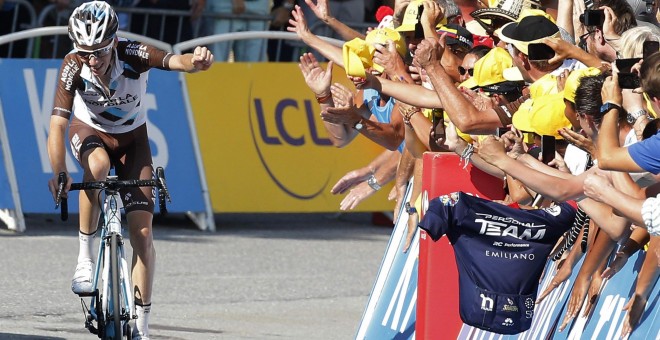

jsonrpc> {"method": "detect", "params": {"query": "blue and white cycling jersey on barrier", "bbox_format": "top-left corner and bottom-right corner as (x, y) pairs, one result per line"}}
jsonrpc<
(419, 192), (577, 335)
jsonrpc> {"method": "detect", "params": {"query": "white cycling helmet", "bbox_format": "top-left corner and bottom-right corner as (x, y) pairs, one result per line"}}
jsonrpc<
(68, 1), (118, 49)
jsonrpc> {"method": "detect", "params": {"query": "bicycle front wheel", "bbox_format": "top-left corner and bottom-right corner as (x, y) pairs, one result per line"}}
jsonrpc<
(109, 233), (123, 339)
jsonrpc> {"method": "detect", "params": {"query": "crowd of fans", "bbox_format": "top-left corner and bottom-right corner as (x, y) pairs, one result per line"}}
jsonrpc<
(290, 0), (660, 336)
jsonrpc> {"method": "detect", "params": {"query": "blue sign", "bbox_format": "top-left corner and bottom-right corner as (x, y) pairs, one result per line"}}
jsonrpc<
(0, 59), (204, 213)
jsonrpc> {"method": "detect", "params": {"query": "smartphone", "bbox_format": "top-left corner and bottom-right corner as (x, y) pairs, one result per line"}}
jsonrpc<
(496, 126), (509, 137)
(643, 40), (659, 59)
(429, 109), (445, 151)
(580, 10), (605, 26)
(618, 73), (641, 89)
(541, 135), (555, 165)
(414, 5), (425, 39)
(615, 58), (641, 72)
(527, 43), (555, 61)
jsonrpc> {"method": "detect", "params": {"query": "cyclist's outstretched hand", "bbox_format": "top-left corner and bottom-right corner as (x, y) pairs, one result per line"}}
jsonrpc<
(48, 171), (72, 203)
(191, 46), (214, 72)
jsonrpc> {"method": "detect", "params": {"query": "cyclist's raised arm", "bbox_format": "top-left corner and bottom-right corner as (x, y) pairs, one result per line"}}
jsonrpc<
(166, 46), (214, 73)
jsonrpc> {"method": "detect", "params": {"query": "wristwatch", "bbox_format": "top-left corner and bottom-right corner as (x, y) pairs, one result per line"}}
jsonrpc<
(405, 202), (417, 215)
(599, 102), (623, 115)
(627, 109), (648, 124)
(366, 174), (381, 191)
(354, 119), (365, 131)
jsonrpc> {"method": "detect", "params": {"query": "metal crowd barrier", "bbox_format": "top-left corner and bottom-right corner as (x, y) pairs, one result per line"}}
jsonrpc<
(1, 0), (37, 58)
(0, 0), (375, 61)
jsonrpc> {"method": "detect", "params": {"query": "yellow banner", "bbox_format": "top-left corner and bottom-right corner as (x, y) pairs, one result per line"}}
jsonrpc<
(186, 63), (395, 213)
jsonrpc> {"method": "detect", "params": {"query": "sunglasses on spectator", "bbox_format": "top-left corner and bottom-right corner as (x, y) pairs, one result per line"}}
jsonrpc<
(458, 66), (474, 76)
(578, 30), (595, 51)
(77, 41), (114, 61)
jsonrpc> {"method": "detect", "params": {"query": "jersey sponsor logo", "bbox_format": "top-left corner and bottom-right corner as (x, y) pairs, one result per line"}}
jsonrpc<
(543, 205), (562, 216)
(524, 297), (535, 318)
(70, 133), (82, 160)
(475, 213), (546, 240)
(83, 93), (138, 108)
(60, 59), (80, 91)
(502, 318), (514, 327)
(480, 294), (494, 312)
(125, 44), (150, 60)
(502, 298), (519, 312)
(485, 250), (536, 261)
(492, 241), (530, 248)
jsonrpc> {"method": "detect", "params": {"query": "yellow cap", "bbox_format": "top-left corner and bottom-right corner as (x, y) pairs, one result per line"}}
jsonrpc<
(343, 28), (407, 77)
(342, 38), (371, 78)
(563, 67), (602, 103)
(512, 98), (534, 134)
(395, 0), (447, 32)
(473, 47), (513, 86)
(518, 8), (556, 23)
(528, 92), (571, 138)
(365, 28), (407, 73)
(529, 73), (559, 97)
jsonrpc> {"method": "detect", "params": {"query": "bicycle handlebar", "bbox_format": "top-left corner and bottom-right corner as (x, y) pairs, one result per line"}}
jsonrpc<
(56, 166), (171, 221)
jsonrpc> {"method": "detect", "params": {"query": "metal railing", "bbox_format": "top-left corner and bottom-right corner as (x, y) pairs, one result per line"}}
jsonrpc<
(1, 0), (37, 58)
(3, 1), (376, 60)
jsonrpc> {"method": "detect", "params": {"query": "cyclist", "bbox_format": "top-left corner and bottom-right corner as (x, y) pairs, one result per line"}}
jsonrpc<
(46, 2), (213, 339)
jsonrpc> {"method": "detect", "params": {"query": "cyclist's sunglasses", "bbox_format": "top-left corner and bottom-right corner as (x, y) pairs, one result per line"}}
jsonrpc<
(458, 66), (474, 76)
(77, 42), (114, 60)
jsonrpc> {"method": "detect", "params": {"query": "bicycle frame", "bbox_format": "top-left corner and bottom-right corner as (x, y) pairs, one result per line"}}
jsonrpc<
(85, 183), (134, 338)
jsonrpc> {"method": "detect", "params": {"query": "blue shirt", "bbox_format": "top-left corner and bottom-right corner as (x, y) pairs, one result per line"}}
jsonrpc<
(362, 88), (404, 153)
(418, 192), (576, 334)
(628, 131), (660, 174)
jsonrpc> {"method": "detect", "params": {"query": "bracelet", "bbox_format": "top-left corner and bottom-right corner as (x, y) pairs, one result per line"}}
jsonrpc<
(367, 174), (381, 191)
(459, 143), (474, 169)
(399, 105), (419, 127)
(316, 93), (332, 104)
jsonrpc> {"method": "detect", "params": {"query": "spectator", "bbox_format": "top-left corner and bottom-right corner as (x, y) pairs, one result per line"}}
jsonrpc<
(131, 0), (198, 46)
(204, 0), (270, 61)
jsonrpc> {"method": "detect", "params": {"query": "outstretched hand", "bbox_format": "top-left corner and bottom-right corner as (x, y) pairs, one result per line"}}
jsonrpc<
(287, 5), (312, 40)
(298, 52), (333, 96)
(304, 0), (331, 22)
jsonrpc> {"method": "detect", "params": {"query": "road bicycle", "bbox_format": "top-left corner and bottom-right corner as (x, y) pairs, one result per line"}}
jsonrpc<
(55, 167), (171, 339)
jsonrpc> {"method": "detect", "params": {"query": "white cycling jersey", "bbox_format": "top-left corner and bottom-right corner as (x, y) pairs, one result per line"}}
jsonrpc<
(53, 39), (173, 134)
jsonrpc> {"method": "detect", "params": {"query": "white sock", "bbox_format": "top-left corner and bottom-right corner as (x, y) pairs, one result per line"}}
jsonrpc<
(77, 230), (95, 263)
(134, 303), (151, 337)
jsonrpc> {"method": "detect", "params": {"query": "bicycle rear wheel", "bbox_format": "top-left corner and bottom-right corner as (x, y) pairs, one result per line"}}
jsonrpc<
(109, 233), (123, 339)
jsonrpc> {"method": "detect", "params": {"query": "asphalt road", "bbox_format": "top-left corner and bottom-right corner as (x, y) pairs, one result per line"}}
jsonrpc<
(0, 213), (392, 340)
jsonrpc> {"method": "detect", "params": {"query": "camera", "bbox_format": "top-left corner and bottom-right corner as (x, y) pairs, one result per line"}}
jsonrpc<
(579, 10), (605, 26)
